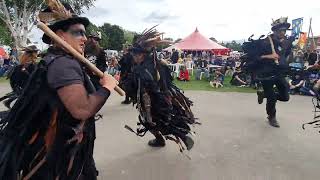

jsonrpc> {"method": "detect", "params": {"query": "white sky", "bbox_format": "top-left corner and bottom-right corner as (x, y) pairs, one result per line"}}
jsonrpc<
(31, 0), (320, 46)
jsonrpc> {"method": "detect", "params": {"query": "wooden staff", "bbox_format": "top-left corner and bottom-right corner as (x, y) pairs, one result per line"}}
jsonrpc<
(37, 21), (125, 96)
(268, 35), (279, 65)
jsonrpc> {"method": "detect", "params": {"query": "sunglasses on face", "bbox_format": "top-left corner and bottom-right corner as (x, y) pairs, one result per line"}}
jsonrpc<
(67, 29), (86, 38)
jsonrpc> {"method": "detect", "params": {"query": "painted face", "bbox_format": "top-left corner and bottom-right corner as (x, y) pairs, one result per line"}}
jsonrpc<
(131, 53), (144, 64)
(275, 29), (287, 40)
(58, 24), (87, 54)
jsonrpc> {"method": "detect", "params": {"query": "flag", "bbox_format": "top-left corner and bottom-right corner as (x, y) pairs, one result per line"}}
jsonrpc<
(292, 18), (303, 38)
(298, 32), (307, 49)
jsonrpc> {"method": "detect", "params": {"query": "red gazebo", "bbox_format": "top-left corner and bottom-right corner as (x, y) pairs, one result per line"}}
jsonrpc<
(173, 28), (230, 55)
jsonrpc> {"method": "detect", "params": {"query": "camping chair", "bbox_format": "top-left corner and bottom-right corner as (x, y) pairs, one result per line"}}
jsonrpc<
(168, 64), (179, 78)
(186, 61), (194, 76)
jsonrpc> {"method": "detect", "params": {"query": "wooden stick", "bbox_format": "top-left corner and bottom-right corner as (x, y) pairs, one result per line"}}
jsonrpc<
(268, 35), (279, 65)
(37, 21), (125, 96)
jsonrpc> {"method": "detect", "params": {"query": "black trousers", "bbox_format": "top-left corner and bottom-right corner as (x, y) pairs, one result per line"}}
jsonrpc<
(261, 76), (290, 117)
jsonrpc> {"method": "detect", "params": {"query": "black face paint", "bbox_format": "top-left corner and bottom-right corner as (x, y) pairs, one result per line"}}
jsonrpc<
(68, 29), (86, 39)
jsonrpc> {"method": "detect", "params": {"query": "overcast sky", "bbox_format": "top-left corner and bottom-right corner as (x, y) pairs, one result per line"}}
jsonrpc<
(82, 0), (320, 42)
(31, 0), (320, 46)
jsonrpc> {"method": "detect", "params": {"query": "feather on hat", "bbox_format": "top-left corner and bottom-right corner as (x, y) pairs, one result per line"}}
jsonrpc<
(39, 0), (90, 44)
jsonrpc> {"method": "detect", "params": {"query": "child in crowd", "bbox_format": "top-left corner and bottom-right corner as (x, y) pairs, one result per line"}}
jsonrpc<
(178, 66), (190, 81)
(210, 68), (224, 88)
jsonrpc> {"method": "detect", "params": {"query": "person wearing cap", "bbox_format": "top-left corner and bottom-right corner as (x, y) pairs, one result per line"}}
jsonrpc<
(85, 31), (108, 89)
(0, 3), (117, 180)
(254, 17), (294, 127)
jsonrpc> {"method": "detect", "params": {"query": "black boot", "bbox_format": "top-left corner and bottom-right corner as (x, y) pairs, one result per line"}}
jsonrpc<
(268, 115), (280, 128)
(257, 89), (264, 104)
(180, 135), (194, 150)
(121, 96), (131, 104)
(148, 134), (165, 147)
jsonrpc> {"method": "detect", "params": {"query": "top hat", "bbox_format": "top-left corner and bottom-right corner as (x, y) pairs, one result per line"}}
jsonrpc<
(271, 17), (291, 31)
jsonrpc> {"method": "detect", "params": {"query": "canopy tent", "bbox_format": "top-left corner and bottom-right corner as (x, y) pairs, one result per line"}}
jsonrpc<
(171, 28), (230, 55)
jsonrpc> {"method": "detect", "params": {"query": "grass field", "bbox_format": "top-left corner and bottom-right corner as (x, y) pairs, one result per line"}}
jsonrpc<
(0, 77), (8, 84)
(174, 75), (256, 93)
(0, 73), (256, 93)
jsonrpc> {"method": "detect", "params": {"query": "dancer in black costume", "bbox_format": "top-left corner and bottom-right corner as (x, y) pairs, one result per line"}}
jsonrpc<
(242, 17), (294, 127)
(0, 45), (39, 109)
(0, 2), (117, 179)
(124, 27), (199, 151)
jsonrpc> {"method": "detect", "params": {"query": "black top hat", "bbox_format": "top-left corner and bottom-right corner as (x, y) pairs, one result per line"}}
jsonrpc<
(271, 17), (291, 31)
(39, 2), (90, 44)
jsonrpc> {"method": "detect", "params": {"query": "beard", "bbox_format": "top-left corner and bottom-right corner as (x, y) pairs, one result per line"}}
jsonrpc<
(84, 40), (100, 56)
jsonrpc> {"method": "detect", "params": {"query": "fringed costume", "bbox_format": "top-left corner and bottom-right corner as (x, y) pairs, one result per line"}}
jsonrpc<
(0, 1), (101, 179)
(124, 26), (199, 151)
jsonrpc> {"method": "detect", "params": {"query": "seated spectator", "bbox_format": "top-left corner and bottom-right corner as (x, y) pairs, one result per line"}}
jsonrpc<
(230, 67), (248, 86)
(114, 71), (120, 81)
(288, 73), (304, 94)
(300, 81), (316, 96)
(213, 56), (223, 66)
(224, 66), (234, 77)
(107, 56), (120, 75)
(210, 68), (224, 88)
(177, 66), (190, 81)
(195, 58), (209, 80)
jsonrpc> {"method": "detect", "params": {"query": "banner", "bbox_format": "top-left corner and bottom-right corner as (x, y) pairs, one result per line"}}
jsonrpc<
(292, 18), (303, 38)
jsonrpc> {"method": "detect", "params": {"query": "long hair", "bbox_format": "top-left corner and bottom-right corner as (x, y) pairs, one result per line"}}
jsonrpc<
(19, 52), (37, 65)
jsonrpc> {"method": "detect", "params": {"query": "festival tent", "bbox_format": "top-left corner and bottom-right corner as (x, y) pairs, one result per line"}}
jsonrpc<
(174, 28), (231, 55)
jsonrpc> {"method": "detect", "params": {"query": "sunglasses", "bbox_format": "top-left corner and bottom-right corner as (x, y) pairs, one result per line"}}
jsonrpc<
(67, 29), (86, 38)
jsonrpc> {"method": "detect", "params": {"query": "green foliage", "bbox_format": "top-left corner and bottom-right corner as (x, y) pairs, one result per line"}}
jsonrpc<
(174, 74), (255, 93)
(123, 30), (135, 45)
(225, 40), (243, 52)
(0, 19), (13, 46)
(100, 23), (125, 51)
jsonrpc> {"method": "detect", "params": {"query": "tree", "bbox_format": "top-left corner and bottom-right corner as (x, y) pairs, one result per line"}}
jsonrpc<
(123, 30), (135, 45)
(225, 40), (242, 51)
(100, 23), (125, 51)
(0, 18), (12, 45)
(0, 0), (96, 49)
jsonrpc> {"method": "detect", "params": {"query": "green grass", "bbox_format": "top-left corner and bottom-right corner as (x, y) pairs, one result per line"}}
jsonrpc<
(0, 77), (8, 83)
(174, 74), (256, 93)
(0, 72), (255, 93)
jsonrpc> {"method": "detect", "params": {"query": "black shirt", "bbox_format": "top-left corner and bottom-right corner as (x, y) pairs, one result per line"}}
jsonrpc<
(195, 60), (208, 68)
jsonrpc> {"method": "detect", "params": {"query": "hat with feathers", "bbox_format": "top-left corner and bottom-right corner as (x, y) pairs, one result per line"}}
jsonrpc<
(130, 25), (171, 54)
(39, 0), (90, 44)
